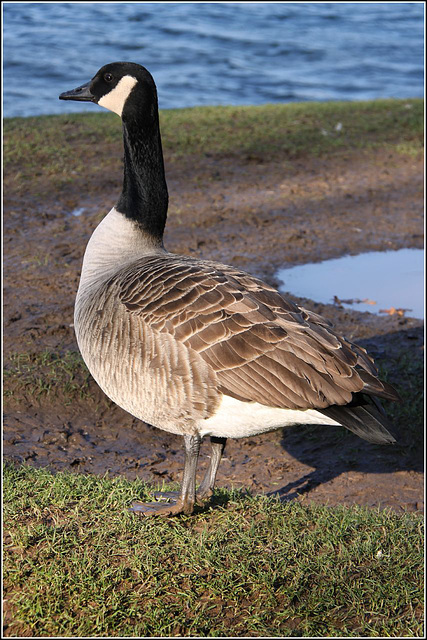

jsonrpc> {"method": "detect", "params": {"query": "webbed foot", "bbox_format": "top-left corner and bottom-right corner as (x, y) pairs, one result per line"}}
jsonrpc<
(152, 490), (180, 501)
(129, 497), (193, 517)
(154, 489), (212, 506)
(129, 435), (226, 517)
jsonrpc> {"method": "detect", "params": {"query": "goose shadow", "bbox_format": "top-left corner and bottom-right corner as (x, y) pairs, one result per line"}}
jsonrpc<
(265, 325), (424, 504)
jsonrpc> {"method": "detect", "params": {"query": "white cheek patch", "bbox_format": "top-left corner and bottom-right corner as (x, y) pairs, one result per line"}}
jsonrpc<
(98, 75), (138, 117)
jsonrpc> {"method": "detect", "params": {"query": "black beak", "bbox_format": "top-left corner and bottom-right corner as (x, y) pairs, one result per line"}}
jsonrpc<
(59, 81), (95, 102)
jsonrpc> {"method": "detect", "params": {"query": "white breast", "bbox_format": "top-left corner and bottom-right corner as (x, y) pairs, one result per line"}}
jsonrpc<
(77, 207), (163, 292)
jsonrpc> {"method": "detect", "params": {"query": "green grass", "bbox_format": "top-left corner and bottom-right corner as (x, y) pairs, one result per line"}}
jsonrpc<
(160, 99), (423, 158)
(376, 350), (424, 454)
(3, 350), (92, 403)
(3, 463), (423, 637)
(3, 98), (423, 198)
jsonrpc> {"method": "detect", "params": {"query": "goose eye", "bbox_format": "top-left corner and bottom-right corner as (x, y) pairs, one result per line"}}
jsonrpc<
(104, 73), (113, 82)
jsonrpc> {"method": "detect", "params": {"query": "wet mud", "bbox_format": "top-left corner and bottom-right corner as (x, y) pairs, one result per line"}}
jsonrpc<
(3, 146), (424, 513)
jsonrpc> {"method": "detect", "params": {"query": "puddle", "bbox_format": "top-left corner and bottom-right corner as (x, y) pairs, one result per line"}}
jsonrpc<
(70, 207), (85, 217)
(276, 248), (424, 319)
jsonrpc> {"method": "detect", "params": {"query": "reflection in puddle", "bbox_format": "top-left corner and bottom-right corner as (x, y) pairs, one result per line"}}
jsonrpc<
(276, 249), (424, 319)
(70, 207), (85, 217)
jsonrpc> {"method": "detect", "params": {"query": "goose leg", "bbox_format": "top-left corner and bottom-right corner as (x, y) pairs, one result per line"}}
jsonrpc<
(130, 434), (201, 516)
(153, 436), (226, 506)
(196, 436), (226, 502)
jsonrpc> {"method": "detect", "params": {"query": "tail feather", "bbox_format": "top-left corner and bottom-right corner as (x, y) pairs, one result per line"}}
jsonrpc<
(319, 398), (396, 444)
(358, 370), (402, 402)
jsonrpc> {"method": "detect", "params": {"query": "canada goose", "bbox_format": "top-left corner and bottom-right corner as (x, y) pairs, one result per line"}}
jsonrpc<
(59, 62), (399, 516)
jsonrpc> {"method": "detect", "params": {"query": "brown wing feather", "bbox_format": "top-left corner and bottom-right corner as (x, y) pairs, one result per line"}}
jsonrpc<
(117, 254), (397, 409)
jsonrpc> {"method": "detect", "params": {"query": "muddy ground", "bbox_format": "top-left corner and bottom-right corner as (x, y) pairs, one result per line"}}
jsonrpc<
(3, 144), (424, 513)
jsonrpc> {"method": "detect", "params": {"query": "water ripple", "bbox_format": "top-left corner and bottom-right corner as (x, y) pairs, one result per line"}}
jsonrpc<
(3, 2), (424, 118)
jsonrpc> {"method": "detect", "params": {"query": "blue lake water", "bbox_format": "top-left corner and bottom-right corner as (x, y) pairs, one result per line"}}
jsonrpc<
(3, 2), (424, 117)
(276, 249), (424, 319)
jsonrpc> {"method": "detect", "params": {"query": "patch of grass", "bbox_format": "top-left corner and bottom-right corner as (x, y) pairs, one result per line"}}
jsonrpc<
(161, 98), (423, 158)
(3, 463), (423, 637)
(393, 140), (424, 157)
(375, 348), (424, 455)
(3, 350), (93, 403)
(3, 98), (423, 199)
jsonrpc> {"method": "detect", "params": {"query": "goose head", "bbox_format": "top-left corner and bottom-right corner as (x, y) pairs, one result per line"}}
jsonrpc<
(59, 62), (158, 120)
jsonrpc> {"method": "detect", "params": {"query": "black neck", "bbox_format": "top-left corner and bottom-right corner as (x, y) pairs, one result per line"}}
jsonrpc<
(116, 112), (168, 243)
